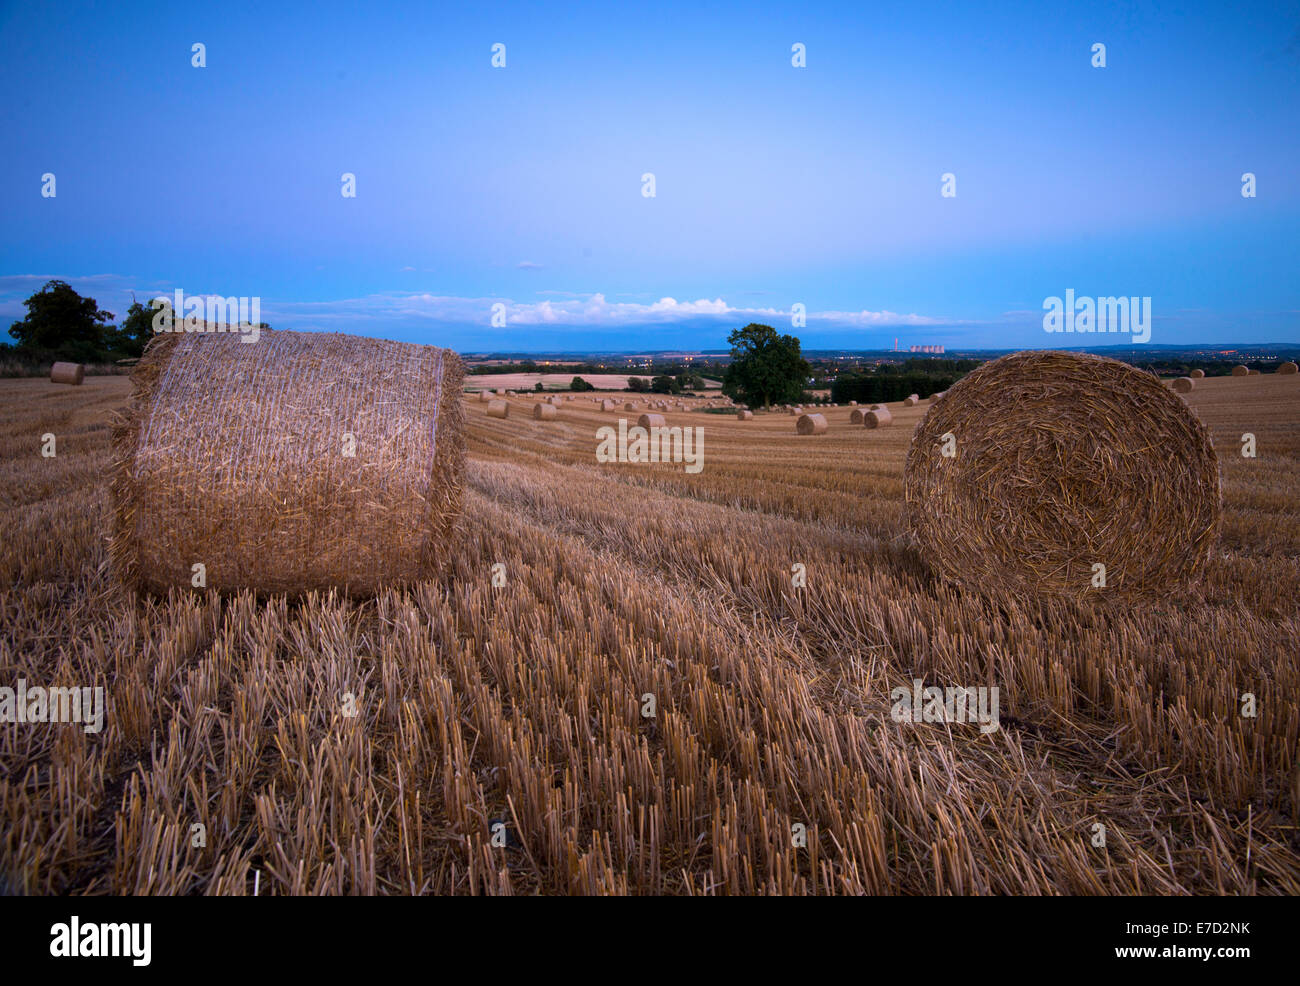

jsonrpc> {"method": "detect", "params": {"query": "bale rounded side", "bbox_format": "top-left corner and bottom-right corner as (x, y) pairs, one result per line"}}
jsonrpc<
(796, 413), (827, 435)
(50, 362), (85, 385)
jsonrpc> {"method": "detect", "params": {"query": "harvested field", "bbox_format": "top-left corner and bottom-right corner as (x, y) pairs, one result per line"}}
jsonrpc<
(467, 373), (722, 392)
(3, 375), (1300, 895)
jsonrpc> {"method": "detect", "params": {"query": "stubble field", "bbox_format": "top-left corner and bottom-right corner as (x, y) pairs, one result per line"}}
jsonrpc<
(2, 373), (1298, 894)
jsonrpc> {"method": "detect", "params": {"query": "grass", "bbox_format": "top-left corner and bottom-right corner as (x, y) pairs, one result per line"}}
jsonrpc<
(2, 372), (1298, 894)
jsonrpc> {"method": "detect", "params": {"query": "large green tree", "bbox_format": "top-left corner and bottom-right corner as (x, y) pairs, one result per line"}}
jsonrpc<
(8, 280), (115, 360)
(721, 323), (810, 408)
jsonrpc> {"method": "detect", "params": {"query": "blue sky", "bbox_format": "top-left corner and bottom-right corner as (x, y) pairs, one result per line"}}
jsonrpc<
(2, 0), (1297, 350)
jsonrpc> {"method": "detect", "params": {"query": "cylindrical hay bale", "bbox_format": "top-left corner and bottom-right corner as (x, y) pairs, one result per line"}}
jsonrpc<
(477, 390), (492, 402)
(637, 412), (666, 429)
(905, 351), (1220, 600)
(1279, 362), (1299, 374)
(903, 394), (920, 407)
(624, 402), (639, 411)
(495, 388), (506, 396)
(929, 391), (947, 402)
(487, 400), (509, 418)
(1189, 369), (1205, 378)
(1249, 368), (1261, 375)
(850, 408), (866, 424)
(796, 413), (828, 435)
(110, 330), (466, 597)
(1231, 365), (1249, 376)
(789, 406), (802, 416)
(870, 404), (886, 411)
(864, 408), (892, 428)
(1172, 376), (1195, 393)
(50, 361), (85, 385)
(533, 403), (557, 420)
(601, 400), (617, 411)
(849, 401), (858, 406)
(737, 409), (753, 420)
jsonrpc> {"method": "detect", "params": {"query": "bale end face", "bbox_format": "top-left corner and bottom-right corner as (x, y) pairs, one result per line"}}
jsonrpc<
(904, 350), (1220, 601)
(850, 408), (865, 424)
(1172, 376), (1195, 393)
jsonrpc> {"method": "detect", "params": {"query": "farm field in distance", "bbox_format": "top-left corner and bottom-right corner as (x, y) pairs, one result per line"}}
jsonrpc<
(466, 371), (722, 392)
(2, 372), (1299, 894)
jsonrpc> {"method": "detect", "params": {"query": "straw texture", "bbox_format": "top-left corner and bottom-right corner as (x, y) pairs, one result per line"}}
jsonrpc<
(110, 329), (466, 597)
(1172, 377), (1194, 393)
(1279, 362), (1298, 375)
(796, 413), (827, 435)
(905, 350), (1220, 600)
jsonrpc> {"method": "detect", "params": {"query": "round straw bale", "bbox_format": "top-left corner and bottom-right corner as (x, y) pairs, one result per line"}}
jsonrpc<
(903, 394), (920, 407)
(850, 408), (866, 424)
(929, 391), (946, 402)
(849, 401), (858, 406)
(1231, 365), (1249, 376)
(109, 330), (466, 597)
(789, 406), (802, 416)
(601, 399), (617, 411)
(737, 409), (753, 420)
(533, 403), (557, 420)
(796, 413), (828, 435)
(637, 412), (666, 428)
(477, 390), (492, 402)
(50, 361), (85, 385)
(495, 388), (506, 396)
(1278, 361), (1299, 374)
(1189, 368), (1205, 378)
(1248, 368), (1261, 375)
(624, 402), (639, 411)
(487, 400), (509, 418)
(864, 408), (892, 428)
(1171, 376), (1195, 393)
(904, 350), (1220, 600)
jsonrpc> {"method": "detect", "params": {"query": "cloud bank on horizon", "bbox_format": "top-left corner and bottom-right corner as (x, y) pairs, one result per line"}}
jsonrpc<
(1, 1), (1297, 351)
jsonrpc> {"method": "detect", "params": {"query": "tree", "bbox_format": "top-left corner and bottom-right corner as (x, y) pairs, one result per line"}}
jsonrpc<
(570, 376), (594, 391)
(650, 374), (679, 394)
(721, 323), (810, 408)
(627, 376), (650, 392)
(101, 298), (156, 359)
(8, 280), (115, 360)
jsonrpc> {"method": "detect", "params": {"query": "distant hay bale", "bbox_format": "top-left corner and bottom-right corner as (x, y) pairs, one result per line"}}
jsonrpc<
(601, 399), (618, 411)
(849, 400), (858, 406)
(50, 362), (85, 385)
(796, 413), (827, 435)
(495, 388), (506, 396)
(789, 406), (802, 416)
(850, 408), (866, 424)
(864, 408), (892, 428)
(1171, 376), (1194, 393)
(533, 403), (557, 420)
(1189, 369), (1205, 378)
(637, 412), (666, 428)
(737, 409), (753, 420)
(870, 404), (885, 411)
(904, 350), (1220, 600)
(487, 400), (509, 418)
(903, 394), (920, 407)
(1279, 362), (1299, 375)
(1249, 369), (1261, 375)
(110, 330), (465, 597)
(1231, 365), (1249, 376)
(477, 390), (492, 402)
(624, 402), (639, 411)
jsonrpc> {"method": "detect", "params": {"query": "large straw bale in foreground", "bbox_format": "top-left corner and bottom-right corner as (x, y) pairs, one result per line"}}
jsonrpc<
(50, 362), (85, 385)
(796, 413), (827, 435)
(904, 351), (1220, 600)
(110, 330), (466, 596)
